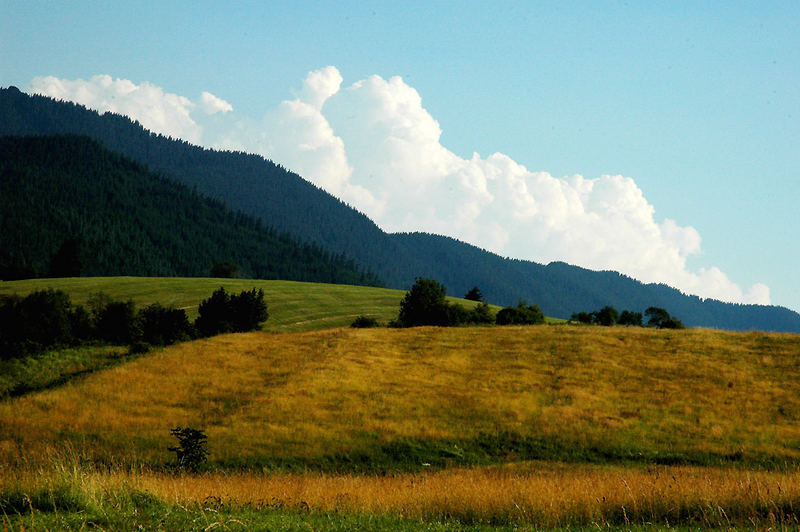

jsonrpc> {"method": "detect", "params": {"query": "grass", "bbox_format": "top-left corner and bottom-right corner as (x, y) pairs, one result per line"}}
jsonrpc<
(2, 277), (799, 529)
(3, 458), (800, 530)
(2, 326), (799, 472)
(0, 277), (523, 332)
(0, 344), (131, 399)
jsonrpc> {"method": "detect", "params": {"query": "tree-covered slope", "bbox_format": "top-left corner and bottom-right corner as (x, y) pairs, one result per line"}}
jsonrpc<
(2, 86), (798, 331)
(0, 134), (381, 286)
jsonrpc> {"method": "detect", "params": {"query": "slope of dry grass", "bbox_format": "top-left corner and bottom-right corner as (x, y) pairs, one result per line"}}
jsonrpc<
(2, 326), (798, 469)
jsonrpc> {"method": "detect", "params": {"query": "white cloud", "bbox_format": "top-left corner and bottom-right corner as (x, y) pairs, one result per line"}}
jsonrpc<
(29, 75), (232, 144)
(199, 91), (233, 114)
(27, 70), (772, 306)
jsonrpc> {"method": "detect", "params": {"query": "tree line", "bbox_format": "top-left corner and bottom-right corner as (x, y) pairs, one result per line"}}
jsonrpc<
(0, 287), (268, 361)
(571, 305), (684, 329)
(351, 278), (683, 330)
(350, 278), (547, 328)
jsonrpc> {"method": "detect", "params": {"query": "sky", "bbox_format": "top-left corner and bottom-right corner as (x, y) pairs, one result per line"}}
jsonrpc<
(2, 1), (798, 312)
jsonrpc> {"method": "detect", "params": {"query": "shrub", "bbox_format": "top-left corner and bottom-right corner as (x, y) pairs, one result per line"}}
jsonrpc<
(168, 427), (208, 472)
(397, 278), (450, 327)
(0, 290), (80, 358)
(138, 303), (193, 346)
(643, 307), (685, 329)
(618, 310), (643, 326)
(195, 287), (268, 337)
(496, 302), (545, 326)
(467, 301), (494, 324)
(595, 306), (619, 326)
(95, 300), (138, 344)
(571, 311), (593, 324)
(229, 288), (268, 332)
(195, 287), (233, 337)
(464, 286), (484, 302)
(351, 315), (379, 328)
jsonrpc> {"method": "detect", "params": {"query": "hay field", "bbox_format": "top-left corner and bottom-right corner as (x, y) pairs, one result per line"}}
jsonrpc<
(2, 325), (799, 468)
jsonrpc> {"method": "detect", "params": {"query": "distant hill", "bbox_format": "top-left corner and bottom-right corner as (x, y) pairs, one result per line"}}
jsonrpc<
(0, 134), (381, 286)
(2, 86), (798, 332)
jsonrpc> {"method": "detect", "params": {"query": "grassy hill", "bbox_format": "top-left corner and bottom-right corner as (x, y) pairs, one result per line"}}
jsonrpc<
(0, 277), (501, 333)
(2, 319), (798, 471)
(2, 278), (800, 529)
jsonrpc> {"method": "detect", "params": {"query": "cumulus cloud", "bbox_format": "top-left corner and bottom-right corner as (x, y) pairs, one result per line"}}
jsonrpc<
(27, 70), (771, 306)
(29, 75), (232, 144)
(199, 91), (233, 114)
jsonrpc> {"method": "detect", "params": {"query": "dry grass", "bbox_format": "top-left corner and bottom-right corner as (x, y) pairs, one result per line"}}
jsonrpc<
(6, 460), (800, 528)
(1, 326), (799, 467)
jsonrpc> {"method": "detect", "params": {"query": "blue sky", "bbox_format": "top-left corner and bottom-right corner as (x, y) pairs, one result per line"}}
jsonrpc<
(2, 1), (798, 312)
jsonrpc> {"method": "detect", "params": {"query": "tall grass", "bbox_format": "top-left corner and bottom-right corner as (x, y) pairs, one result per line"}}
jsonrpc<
(4, 458), (800, 528)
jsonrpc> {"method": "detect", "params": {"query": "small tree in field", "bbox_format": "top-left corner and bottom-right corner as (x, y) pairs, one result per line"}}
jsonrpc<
(169, 427), (208, 472)
(398, 278), (450, 327)
(595, 305), (619, 326)
(464, 286), (484, 302)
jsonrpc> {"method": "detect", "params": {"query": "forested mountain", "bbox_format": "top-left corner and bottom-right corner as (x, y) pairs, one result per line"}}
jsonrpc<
(0, 134), (381, 286)
(2, 86), (798, 332)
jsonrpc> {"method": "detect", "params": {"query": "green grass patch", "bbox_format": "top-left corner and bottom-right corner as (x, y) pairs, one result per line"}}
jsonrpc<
(0, 277), (515, 332)
(0, 345), (130, 398)
(212, 431), (792, 474)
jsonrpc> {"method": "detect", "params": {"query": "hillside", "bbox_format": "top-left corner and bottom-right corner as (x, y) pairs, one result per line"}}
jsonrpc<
(0, 134), (380, 287)
(0, 277), (413, 333)
(2, 325), (798, 471)
(2, 86), (799, 332)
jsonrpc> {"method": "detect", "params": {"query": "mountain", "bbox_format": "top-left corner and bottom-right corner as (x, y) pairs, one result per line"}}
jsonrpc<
(2, 86), (798, 332)
(0, 134), (381, 286)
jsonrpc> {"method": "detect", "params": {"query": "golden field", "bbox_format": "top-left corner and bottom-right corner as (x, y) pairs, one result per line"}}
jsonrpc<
(6, 460), (800, 528)
(2, 325), (799, 466)
(3, 317), (800, 528)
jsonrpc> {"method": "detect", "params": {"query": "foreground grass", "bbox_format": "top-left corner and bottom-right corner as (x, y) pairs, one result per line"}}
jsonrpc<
(3, 460), (800, 530)
(2, 326), (799, 471)
(0, 277), (515, 332)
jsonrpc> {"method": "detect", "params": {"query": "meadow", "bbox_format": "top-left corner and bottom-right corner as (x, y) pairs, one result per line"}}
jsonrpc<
(1, 277), (800, 529)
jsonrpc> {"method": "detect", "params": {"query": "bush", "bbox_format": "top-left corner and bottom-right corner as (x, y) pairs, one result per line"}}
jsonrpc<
(645, 307), (684, 329)
(168, 427), (208, 472)
(467, 301), (494, 324)
(195, 287), (268, 337)
(0, 290), (81, 359)
(595, 306), (619, 326)
(351, 315), (379, 328)
(464, 286), (484, 302)
(618, 310), (643, 326)
(138, 303), (193, 346)
(229, 288), (268, 332)
(571, 311), (593, 324)
(496, 302), (545, 325)
(95, 300), (138, 344)
(397, 278), (450, 327)
(195, 287), (233, 337)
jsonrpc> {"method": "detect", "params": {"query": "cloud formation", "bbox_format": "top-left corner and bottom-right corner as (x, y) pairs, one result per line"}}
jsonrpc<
(28, 70), (771, 306)
(30, 74), (232, 145)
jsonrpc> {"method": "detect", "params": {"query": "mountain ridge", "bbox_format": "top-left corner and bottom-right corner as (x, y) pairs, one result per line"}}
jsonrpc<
(2, 86), (798, 332)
